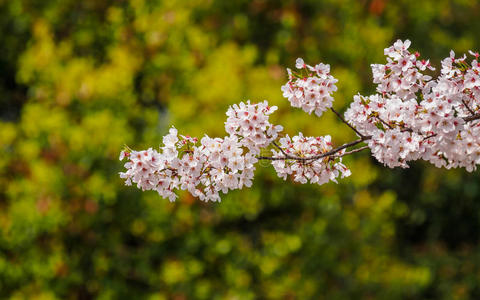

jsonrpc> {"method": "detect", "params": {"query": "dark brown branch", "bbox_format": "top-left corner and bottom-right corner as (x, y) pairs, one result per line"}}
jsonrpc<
(464, 112), (480, 122)
(303, 136), (371, 161)
(330, 107), (365, 138)
(375, 115), (393, 129)
(422, 133), (436, 141)
(257, 112), (480, 162)
(272, 141), (289, 156)
(257, 136), (371, 161)
(268, 141), (303, 160)
(462, 100), (475, 115)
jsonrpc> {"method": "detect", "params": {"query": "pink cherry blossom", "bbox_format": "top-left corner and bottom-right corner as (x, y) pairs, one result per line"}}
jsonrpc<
(281, 59), (338, 117)
(121, 39), (480, 202)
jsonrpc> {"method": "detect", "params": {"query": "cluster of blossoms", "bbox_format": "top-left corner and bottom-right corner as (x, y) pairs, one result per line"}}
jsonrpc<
(120, 101), (281, 202)
(345, 40), (480, 171)
(281, 58), (338, 117)
(271, 134), (351, 185)
(371, 39), (434, 98)
(121, 39), (480, 202)
(225, 100), (283, 154)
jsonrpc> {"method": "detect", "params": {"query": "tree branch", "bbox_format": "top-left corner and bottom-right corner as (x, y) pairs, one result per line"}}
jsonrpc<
(463, 112), (480, 122)
(258, 136), (371, 161)
(375, 115), (394, 129)
(462, 100), (476, 115)
(330, 107), (365, 138)
(257, 112), (480, 163)
(272, 141), (289, 156)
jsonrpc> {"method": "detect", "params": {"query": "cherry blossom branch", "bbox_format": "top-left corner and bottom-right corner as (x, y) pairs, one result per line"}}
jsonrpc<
(463, 112), (480, 122)
(376, 116), (394, 129)
(257, 136), (371, 162)
(421, 113), (480, 141)
(271, 141), (290, 157)
(462, 100), (476, 115)
(255, 107), (371, 163)
(313, 137), (370, 159)
(422, 133), (436, 141)
(119, 40), (480, 202)
(259, 112), (480, 163)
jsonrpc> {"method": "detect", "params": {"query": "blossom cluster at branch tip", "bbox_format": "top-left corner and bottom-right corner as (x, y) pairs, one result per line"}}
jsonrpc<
(281, 58), (338, 117)
(225, 100), (283, 154)
(345, 39), (480, 170)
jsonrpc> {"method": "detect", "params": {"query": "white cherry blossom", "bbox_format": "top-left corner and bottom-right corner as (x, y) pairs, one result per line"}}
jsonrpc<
(281, 59), (338, 117)
(121, 39), (480, 202)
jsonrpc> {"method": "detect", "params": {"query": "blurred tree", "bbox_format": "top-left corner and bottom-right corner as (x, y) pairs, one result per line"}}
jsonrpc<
(1, 0), (480, 299)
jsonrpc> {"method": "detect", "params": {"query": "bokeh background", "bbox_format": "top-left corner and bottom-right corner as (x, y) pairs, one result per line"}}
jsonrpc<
(1, 0), (480, 299)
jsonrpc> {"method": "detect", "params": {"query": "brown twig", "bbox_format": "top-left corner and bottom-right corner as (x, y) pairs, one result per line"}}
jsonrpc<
(257, 136), (371, 161)
(422, 133), (437, 141)
(272, 141), (289, 156)
(375, 115), (394, 129)
(464, 112), (480, 122)
(462, 100), (476, 115)
(257, 112), (480, 163)
(330, 107), (365, 138)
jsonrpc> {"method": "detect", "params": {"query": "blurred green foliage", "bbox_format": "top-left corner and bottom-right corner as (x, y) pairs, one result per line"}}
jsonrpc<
(1, 0), (480, 298)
